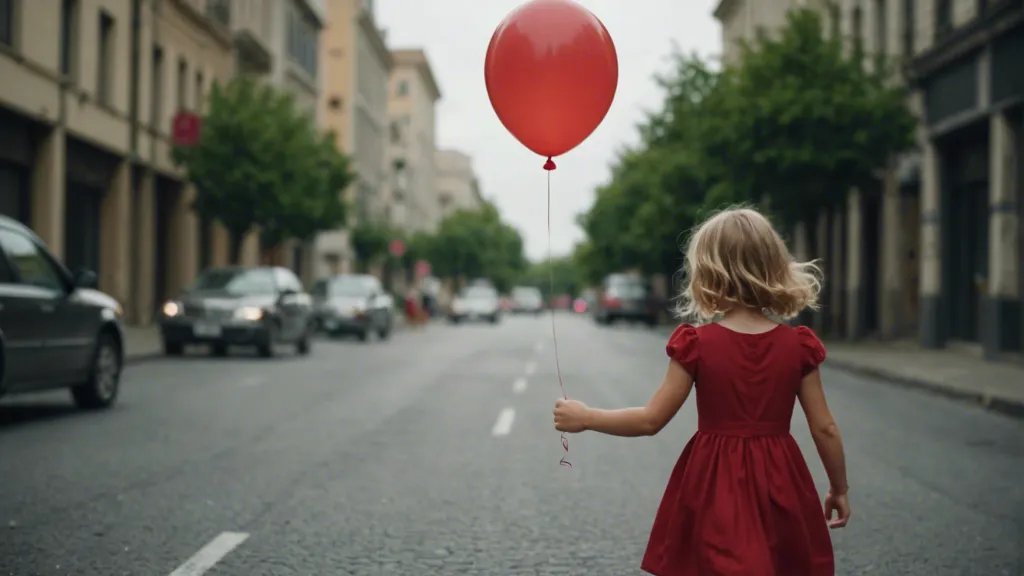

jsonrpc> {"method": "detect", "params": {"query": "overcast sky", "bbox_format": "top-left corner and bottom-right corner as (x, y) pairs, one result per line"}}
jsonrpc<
(376, 0), (720, 261)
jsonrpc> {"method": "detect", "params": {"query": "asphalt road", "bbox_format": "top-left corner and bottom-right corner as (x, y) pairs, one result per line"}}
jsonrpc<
(1, 314), (1021, 576)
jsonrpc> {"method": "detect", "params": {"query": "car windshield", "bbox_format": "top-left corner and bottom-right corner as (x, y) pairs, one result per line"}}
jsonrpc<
(461, 286), (497, 300)
(327, 277), (376, 297)
(607, 281), (646, 299)
(512, 287), (541, 301)
(190, 268), (276, 296)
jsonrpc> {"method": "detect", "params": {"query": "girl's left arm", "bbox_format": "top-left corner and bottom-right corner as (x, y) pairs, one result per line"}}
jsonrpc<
(585, 361), (694, 437)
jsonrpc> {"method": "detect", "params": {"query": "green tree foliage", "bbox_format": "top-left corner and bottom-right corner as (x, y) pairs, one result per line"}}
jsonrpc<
(349, 220), (395, 272)
(574, 7), (916, 284)
(423, 203), (527, 293)
(173, 76), (353, 263)
(698, 8), (916, 224)
(517, 257), (583, 299)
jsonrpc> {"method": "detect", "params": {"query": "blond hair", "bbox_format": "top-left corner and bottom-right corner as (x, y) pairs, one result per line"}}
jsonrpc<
(676, 207), (822, 322)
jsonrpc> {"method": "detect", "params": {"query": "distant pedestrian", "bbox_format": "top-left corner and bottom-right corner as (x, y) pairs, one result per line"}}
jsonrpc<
(404, 286), (428, 328)
(553, 207), (849, 576)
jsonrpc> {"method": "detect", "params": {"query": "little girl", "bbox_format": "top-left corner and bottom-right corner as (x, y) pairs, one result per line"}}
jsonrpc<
(554, 207), (850, 576)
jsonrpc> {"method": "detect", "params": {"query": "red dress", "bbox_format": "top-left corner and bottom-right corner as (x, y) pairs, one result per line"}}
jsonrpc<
(641, 323), (834, 576)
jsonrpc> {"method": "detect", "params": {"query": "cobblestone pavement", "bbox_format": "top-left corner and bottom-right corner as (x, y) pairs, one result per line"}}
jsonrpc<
(0, 315), (1021, 575)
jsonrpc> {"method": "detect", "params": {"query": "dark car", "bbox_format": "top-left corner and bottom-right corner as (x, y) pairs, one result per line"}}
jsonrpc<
(594, 274), (657, 326)
(0, 216), (125, 409)
(158, 266), (314, 358)
(311, 274), (394, 341)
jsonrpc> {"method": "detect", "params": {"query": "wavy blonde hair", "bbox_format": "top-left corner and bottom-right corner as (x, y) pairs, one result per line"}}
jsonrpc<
(676, 207), (822, 322)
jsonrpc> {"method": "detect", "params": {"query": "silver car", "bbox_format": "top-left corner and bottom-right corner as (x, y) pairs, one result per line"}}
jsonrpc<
(158, 266), (314, 358)
(448, 285), (502, 324)
(311, 275), (394, 342)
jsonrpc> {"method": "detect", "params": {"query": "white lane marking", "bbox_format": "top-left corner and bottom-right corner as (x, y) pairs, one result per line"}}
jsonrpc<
(239, 376), (263, 387)
(525, 361), (537, 376)
(512, 378), (528, 394)
(168, 532), (250, 576)
(491, 408), (516, 437)
(534, 342), (544, 353)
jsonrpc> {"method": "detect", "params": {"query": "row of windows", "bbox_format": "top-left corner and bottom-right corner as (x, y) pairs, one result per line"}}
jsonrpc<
(287, 2), (318, 78)
(2, 0), (213, 128)
(836, 0), (993, 59)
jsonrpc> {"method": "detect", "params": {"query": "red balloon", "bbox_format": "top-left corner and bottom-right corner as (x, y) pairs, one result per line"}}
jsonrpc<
(485, 0), (618, 163)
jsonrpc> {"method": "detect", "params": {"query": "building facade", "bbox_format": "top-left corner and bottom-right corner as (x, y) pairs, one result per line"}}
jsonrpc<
(229, 0), (324, 282)
(0, 0), (239, 326)
(434, 148), (484, 220)
(315, 0), (390, 278)
(386, 49), (442, 233)
(712, 0), (1023, 365)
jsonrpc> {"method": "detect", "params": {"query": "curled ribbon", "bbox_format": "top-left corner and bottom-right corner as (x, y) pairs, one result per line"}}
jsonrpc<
(546, 163), (572, 469)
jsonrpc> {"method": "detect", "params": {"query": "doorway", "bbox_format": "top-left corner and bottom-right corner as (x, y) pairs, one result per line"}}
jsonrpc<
(861, 190), (881, 337)
(154, 176), (178, 310)
(64, 181), (102, 275)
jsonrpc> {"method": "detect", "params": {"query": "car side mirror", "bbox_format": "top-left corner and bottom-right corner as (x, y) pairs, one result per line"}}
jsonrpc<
(73, 268), (98, 289)
(278, 288), (297, 301)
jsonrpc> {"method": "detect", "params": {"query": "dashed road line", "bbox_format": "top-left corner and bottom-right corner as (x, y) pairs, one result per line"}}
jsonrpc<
(168, 531), (250, 576)
(524, 361), (537, 376)
(491, 408), (516, 437)
(512, 377), (528, 394)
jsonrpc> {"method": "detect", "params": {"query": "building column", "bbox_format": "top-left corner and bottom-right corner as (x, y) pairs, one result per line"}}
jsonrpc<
(30, 126), (66, 257)
(828, 205), (845, 338)
(240, 230), (260, 266)
(920, 139), (944, 349)
(169, 183), (199, 295)
(99, 161), (132, 306)
(813, 209), (829, 333)
(133, 170), (156, 325)
(982, 111), (1021, 358)
(844, 190), (864, 340)
(880, 167), (904, 338)
(211, 223), (230, 267)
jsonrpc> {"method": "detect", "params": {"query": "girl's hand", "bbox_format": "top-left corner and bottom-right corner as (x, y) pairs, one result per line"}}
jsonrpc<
(824, 490), (851, 529)
(553, 398), (590, 433)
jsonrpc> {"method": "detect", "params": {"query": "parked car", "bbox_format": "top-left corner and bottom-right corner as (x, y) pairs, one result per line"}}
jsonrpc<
(448, 285), (502, 324)
(0, 216), (125, 409)
(510, 286), (544, 315)
(594, 274), (657, 326)
(311, 274), (394, 341)
(158, 266), (314, 358)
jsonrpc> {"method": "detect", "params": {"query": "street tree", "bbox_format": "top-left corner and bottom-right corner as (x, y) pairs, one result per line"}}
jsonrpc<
(349, 219), (396, 272)
(697, 8), (917, 225)
(174, 76), (351, 263)
(425, 203), (527, 293)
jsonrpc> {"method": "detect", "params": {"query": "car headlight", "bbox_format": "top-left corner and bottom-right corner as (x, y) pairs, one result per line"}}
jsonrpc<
(162, 301), (182, 317)
(234, 306), (264, 321)
(114, 302), (124, 317)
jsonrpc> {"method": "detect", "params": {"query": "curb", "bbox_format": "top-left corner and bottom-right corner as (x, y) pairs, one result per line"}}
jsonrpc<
(826, 359), (1024, 420)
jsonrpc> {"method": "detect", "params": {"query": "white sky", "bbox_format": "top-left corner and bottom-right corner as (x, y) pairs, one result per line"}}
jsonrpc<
(376, 0), (721, 261)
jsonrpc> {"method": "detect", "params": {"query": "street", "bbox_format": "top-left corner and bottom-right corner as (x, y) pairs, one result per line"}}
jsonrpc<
(1, 315), (1021, 576)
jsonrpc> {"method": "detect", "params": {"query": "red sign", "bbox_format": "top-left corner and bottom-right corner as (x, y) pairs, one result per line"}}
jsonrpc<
(172, 111), (201, 146)
(388, 239), (405, 257)
(415, 260), (431, 278)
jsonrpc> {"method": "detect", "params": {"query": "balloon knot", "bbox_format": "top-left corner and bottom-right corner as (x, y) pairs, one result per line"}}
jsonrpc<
(543, 157), (557, 171)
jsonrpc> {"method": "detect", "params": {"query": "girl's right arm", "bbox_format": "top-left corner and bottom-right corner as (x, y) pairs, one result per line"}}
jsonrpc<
(797, 369), (848, 495)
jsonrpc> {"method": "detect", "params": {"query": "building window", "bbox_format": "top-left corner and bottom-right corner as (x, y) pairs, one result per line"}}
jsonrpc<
(852, 4), (864, 56)
(194, 70), (204, 112)
(177, 58), (187, 110)
(874, 0), (887, 55)
(0, 0), (12, 48)
(396, 80), (409, 97)
(287, 4), (318, 78)
(60, 0), (79, 78)
(902, 0), (915, 56)
(151, 45), (163, 128)
(828, 2), (842, 40)
(935, 0), (952, 39)
(97, 11), (115, 105)
(205, 0), (230, 28)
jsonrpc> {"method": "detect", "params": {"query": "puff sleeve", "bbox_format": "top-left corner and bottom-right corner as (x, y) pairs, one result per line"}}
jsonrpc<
(795, 326), (826, 376)
(665, 324), (699, 379)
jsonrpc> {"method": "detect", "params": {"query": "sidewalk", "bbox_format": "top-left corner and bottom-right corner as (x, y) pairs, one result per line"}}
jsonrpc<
(824, 340), (1024, 418)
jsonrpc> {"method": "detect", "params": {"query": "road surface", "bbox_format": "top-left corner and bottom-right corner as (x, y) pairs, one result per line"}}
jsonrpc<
(1, 315), (1021, 575)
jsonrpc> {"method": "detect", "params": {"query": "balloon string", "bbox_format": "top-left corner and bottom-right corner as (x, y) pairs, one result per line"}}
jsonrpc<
(547, 169), (572, 469)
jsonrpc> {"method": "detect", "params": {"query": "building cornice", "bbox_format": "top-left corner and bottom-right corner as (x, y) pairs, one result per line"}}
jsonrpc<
(392, 49), (442, 101)
(713, 0), (739, 22)
(169, 0), (233, 51)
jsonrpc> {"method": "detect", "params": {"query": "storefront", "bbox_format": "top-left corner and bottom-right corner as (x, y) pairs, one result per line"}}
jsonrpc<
(0, 107), (34, 225)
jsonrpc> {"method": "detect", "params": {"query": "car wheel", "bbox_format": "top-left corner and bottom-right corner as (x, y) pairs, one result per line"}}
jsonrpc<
(378, 316), (392, 340)
(71, 330), (121, 410)
(211, 343), (229, 357)
(163, 340), (184, 356)
(490, 314), (500, 324)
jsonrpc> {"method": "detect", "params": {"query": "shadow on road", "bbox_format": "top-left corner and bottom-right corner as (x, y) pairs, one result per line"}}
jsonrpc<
(0, 401), (90, 429)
